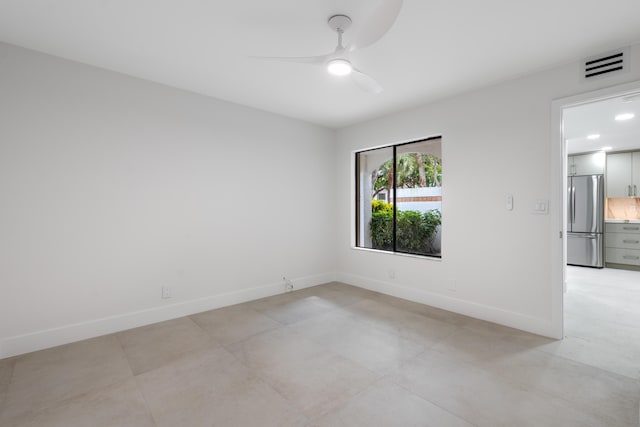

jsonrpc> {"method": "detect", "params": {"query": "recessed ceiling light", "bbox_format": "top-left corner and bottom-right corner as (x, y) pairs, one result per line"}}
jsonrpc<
(602, 146), (613, 151)
(615, 113), (635, 121)
(587, 134), (600, 139)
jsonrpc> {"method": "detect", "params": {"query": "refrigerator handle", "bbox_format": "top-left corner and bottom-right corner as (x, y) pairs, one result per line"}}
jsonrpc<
(572, 186), (576, 224)
(567, 185), (571, 225)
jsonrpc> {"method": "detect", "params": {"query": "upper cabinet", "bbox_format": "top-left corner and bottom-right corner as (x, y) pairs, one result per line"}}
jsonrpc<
(634, 153), (640, 195)
(606, 151), (640, 197)
(568, 152), (605, 176)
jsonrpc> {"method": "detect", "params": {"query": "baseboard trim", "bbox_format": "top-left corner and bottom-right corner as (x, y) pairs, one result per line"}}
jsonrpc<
(336, 272), (559, 339)
(0, 272), (336, 359)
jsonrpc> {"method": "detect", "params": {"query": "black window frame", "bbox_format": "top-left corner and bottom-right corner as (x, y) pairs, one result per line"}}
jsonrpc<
(355, 136), (442, 258)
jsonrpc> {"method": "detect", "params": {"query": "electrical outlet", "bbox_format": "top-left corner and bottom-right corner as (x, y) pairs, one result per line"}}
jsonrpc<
(161, 286), (172, 299)
(388, 269), (395, 279)
(446, 278), (457, 293)
(283, 276), (294, 292)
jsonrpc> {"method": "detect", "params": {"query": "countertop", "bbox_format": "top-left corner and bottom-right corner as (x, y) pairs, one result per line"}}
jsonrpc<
(605, 219), (640, 223)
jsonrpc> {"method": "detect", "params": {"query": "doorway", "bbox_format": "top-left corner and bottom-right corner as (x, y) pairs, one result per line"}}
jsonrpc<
(550, 82), (640, 378)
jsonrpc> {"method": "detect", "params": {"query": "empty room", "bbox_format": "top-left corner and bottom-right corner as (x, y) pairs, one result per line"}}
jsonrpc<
(1, 1), (640, 426)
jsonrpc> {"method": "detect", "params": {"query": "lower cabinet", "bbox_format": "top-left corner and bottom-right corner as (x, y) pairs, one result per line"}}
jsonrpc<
(605, 223), (640, 266)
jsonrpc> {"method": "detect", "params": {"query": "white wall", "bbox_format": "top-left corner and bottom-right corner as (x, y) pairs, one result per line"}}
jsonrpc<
(0, 42), (336, 357)
(335, 45), (640, 338)
(2, 40), (640, 358)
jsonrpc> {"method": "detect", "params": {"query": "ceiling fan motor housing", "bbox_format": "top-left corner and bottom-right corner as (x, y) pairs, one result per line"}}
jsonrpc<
(328, 15), (352, 33)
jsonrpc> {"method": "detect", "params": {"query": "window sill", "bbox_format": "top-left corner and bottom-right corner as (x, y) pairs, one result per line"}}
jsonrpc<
(350, 246), (442, 261)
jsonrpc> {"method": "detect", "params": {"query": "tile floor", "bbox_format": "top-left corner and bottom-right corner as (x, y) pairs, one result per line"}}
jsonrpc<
(0, 270), (639, 426)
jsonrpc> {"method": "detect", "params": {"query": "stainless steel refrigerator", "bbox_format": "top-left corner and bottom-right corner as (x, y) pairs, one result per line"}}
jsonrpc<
(567, 174), (604, 268)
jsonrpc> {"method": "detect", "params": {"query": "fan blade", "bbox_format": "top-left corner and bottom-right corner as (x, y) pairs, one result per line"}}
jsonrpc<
(250, 53), (330, 65)
(351, 69), (383, 94)
(349, 0), (403, 51)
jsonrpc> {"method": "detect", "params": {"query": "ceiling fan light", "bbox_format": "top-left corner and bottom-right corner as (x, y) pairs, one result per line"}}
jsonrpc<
(327, 59), (352, 76)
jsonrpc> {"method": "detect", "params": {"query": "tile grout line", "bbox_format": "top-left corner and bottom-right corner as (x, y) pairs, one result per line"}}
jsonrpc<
(427, 336), (638, 425)
(132, 375), (162, 427)
(384, 350), (481, 427)
(528, 341), (640, 381)
(221, 337), (311, 423)
(113, 331), (159, 426)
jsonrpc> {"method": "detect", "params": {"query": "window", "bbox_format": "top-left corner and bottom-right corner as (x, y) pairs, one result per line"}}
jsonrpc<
(355, 137), (442, 257)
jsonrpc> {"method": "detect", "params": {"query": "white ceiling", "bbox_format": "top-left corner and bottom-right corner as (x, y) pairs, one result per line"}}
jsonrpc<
(1, 1), (640, 129)
(564, 93), (640, 154)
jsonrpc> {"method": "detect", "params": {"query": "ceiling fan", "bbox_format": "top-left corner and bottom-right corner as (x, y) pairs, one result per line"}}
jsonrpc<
(254, 0), (403, 94)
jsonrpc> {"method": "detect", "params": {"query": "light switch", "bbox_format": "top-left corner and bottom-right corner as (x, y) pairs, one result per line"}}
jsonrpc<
(505, 194), (513, 210)
(533, 200), (549, 214)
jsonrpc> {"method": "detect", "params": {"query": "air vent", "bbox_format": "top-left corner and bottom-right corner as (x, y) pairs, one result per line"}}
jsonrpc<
(584, 50), (625, 79)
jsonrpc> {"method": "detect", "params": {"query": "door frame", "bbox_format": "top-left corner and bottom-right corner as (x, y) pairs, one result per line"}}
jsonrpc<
(551, 80), (640, 339)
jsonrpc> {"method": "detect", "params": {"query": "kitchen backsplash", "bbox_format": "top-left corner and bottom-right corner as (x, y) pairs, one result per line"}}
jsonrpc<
(606, 198), (640, 220)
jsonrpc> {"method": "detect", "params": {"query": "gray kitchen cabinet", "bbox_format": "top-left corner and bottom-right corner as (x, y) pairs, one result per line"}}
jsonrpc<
(568, 152), (605, 176)
(605, 222), (640, 266)
(633, 152), (640, 195)
(606, 151), (640, 197)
